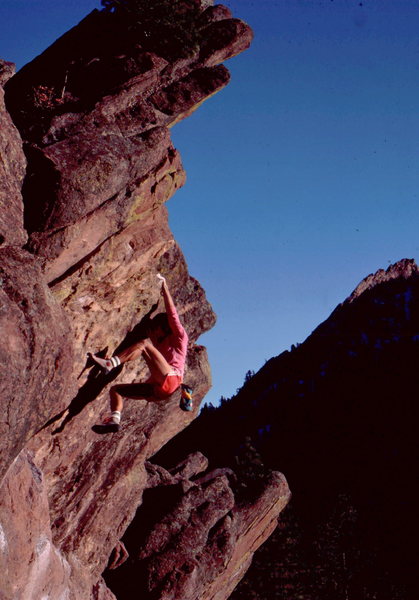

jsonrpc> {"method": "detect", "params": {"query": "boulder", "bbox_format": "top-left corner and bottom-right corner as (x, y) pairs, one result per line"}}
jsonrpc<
(104, 456), (290, 600)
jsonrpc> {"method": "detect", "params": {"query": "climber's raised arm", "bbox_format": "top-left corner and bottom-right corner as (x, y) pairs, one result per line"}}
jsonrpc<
(157, 274), (185, 339)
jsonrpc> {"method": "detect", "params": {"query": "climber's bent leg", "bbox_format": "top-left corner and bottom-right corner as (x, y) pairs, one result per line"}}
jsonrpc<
(87, 341), (145, 373)
(116, 342), (147, 364)
(110, 382), (155, 412)
(93, 382), (155, 434)
(98, 339), (180, 388)
(140, 340), (175, 384)
(88, 339), (148, 372)
(88, 339), (167, 374)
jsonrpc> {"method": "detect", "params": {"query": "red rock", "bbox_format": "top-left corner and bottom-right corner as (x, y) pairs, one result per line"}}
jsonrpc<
(0, 247), (74, 483)
(24, 127), (171, 234)
(4, 5), (252, 292)
(0, 60), (26, 247)
(346, 257), (419, 303)
(200, 18), (254, 67)
(19, 232), (216, 582)
(166, 450), (209, 481)
(5, 6), (252, 146)
(108, 541), (129, 571)
(27, 141), (185, 283)
(104, 464), (290, 600)
(150, 65), (230, 121)
(206, 472), (291, 600)
(198, 5), (233, 28)
(0, 450), (99, 599)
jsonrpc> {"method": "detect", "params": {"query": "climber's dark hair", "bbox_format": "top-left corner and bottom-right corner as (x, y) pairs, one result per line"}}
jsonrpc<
(148, 313), (172, 337)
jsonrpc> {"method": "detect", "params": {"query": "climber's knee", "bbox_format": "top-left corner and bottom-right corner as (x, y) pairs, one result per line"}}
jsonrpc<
(110, 384), (123, 398)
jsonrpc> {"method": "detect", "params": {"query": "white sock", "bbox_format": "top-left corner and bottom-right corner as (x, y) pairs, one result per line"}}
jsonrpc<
(110, 356), (121, 369)
(89, 353), (121, 372)
(111, 411), (121, 424)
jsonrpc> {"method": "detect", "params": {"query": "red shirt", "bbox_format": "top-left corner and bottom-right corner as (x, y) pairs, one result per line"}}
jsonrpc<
(156, 303), (188, 377)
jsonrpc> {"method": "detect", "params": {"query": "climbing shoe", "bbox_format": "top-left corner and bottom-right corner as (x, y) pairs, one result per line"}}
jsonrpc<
(92, 416), (120, 434)
(87, 353), (121, 374)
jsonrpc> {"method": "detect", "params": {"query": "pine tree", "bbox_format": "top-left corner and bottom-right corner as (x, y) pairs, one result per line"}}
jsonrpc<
(101, 0), (203, 59)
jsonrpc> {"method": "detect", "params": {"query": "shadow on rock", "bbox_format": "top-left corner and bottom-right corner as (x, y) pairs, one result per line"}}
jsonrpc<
(43, 303), (159, 435)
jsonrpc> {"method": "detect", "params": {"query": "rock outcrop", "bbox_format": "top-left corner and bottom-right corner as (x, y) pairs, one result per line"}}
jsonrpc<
(5, 3), (251, 287)
(105, 453), (290, 600)
(0, 3), (290, 600)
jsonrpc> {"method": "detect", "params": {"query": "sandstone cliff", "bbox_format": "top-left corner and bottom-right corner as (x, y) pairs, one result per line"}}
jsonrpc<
(0, 3), (291, 599)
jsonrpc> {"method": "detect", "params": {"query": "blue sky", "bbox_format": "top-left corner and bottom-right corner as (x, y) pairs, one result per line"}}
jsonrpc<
(2, 1), (419, 406)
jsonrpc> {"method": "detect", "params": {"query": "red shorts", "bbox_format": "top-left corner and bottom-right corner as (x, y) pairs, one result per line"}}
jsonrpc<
(153, 374), (182, 399)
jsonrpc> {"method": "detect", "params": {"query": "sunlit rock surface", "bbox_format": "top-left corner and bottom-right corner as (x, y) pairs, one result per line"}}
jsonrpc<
(0, 60), (26, 247)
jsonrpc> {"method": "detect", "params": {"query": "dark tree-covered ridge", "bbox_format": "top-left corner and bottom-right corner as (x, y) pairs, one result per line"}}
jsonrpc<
(154, 259), (419, 599)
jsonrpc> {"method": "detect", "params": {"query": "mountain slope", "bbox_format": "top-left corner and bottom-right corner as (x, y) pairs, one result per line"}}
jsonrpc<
(155, 259), (419, 599)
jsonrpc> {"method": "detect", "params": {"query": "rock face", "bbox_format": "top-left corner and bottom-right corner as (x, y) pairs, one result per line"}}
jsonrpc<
(0, 4), (289, 600)
(156, 259), (419, 599)
(0, 59), (73, 484)
(0, 451), (91, 600)
(0, 60), (27, 247)
(0, 247), (74, 483)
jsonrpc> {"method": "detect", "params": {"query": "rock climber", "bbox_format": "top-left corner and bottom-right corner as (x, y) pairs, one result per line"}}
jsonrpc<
(90, 274), (191, 433)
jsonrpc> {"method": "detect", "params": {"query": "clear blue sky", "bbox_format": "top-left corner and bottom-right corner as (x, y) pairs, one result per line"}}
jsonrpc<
(2, 1), (419, 406)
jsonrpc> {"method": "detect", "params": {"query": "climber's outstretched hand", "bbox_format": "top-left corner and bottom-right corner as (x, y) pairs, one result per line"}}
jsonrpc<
(157, 273), (175, 311)
(157, 274), (168, 294)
